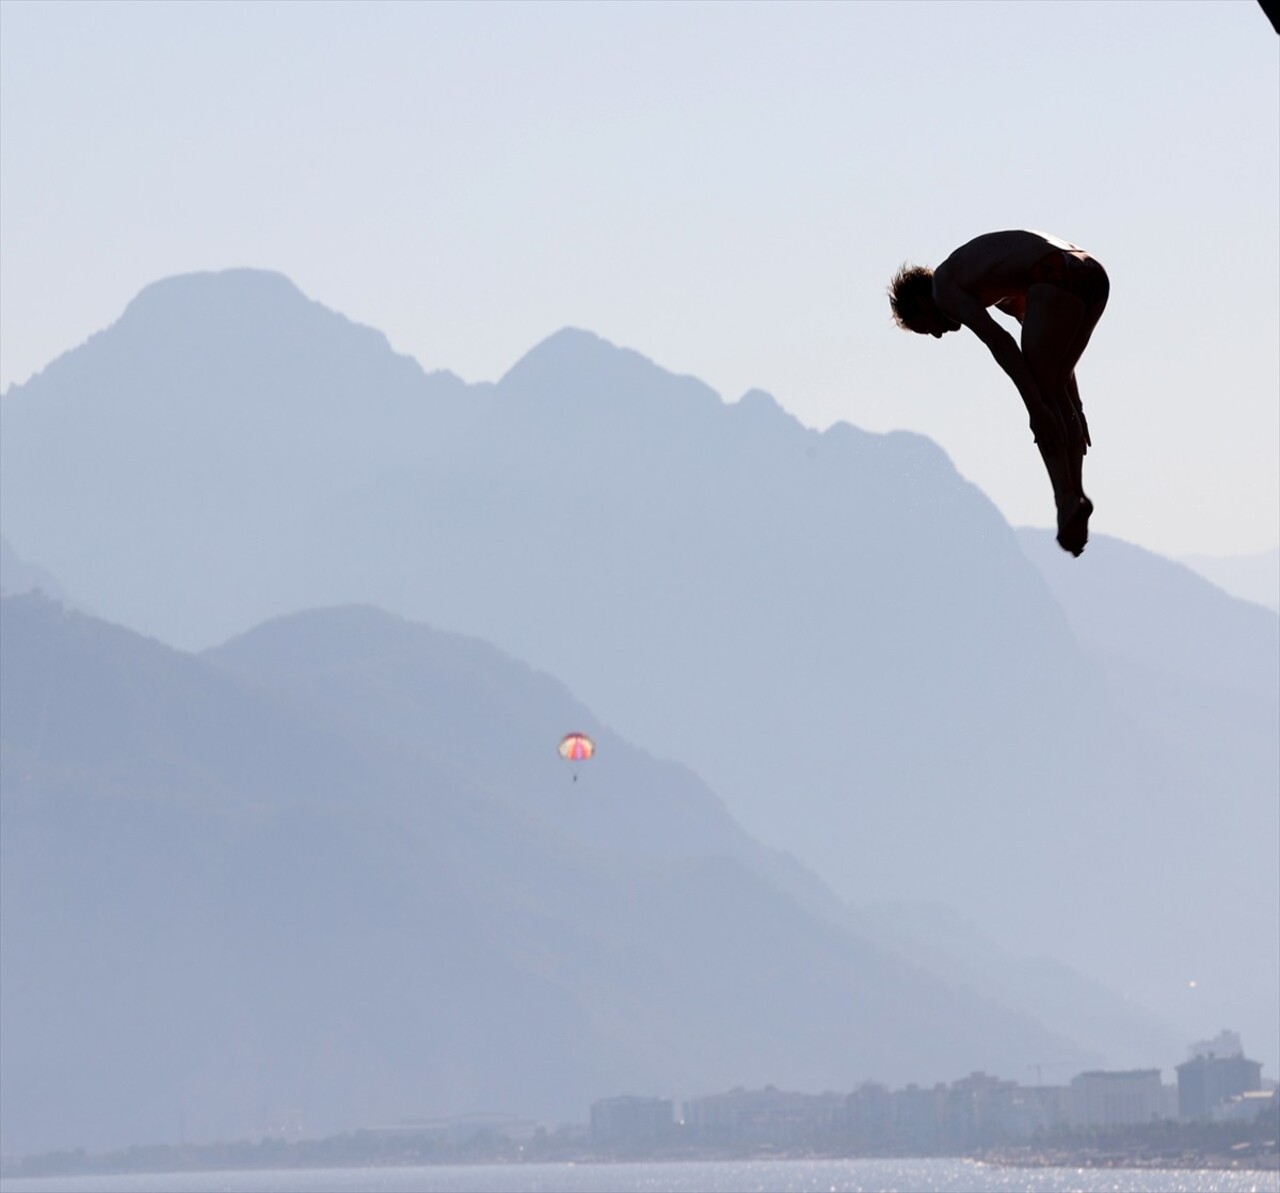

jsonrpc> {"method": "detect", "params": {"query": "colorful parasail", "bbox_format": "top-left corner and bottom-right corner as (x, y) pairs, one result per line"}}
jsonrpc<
(558, 732), (595, 762)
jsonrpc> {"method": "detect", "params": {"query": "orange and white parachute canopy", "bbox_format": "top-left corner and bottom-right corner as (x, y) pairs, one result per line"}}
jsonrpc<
(558, 732), (595, 762)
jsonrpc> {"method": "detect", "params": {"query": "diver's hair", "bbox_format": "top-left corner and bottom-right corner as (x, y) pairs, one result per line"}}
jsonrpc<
(888, 263), (935, 332)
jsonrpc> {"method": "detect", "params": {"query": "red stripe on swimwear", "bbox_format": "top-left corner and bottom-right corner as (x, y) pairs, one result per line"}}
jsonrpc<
(1027, 250), (1108, 305)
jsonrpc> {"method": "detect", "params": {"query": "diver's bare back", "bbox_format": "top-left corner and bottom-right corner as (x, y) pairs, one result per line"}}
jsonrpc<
(933, 230), (1086, 308)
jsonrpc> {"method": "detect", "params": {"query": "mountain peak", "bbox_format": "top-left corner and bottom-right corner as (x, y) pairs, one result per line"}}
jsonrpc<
(502, 326), (624, 375)
(118, 268), (316, 329)
(129, 266), (302, 304)
(499, 327), (722, 411)
(113, 268), (400, 351)
(736, 387), (782, 412)
(1, 271), (450, 402)
(732, 387), (810, 435)
(500, 326), (652, 386)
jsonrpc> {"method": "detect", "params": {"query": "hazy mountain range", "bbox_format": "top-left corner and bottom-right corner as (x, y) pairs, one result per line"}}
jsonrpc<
(1, 270), (1275, 1149)
(0, 536), (73, 607)
(1180, 548), (1279, 614)
(3, 593), (1130, 1154)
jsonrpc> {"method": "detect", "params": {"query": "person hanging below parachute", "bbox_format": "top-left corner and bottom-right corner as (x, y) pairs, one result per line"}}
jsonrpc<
(889, 230), (1109, 557)
(558, 731), (595, 781)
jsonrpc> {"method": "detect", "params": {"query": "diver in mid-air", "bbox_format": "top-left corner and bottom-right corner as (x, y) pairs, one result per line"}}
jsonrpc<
(888, 230), (1109, 557)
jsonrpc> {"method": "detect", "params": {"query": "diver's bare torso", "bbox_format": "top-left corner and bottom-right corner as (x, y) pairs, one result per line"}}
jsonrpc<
(932, 229), (1087, 312)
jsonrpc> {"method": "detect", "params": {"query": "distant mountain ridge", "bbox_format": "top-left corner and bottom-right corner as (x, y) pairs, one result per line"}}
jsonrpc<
(1180, 547), (1279, 613)
(2, 594), (1105, 1155)
(1, 269), (1274, 1074)
(1017, 530), (1278, 702)
(0, 536), (72, 604)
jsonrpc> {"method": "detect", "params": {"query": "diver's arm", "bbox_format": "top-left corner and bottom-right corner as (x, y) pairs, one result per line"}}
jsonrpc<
(935, 283), (1064, 444)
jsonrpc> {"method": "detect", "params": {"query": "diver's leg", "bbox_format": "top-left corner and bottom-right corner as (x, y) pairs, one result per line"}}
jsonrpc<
(1066, 373), (1089, 452)
(1021, 284), (1087, 547)
(1061, 284), (1107, 440)
(1031, 426), (1075, 526)
(1055, 286), (1108, 548)
(1064, 372), (1086, 492)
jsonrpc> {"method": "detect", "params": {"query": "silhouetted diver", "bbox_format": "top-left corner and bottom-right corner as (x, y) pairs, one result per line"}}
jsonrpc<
(889, 230), (1109, 557)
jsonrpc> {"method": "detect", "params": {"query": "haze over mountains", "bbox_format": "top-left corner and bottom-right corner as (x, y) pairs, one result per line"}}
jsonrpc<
(2, 594), (1112, 1154)
(0, 536), (73, 607)
(1180, 547), (1280, 614)
(1, 270), (1275, 1149)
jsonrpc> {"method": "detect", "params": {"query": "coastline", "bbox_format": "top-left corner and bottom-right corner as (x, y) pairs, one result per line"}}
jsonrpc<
(983, 1145), (1279, 1172)
(5, 1144), (1278, 1182)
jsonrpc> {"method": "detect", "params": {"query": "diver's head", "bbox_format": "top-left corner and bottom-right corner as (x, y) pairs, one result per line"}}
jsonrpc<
(888, 264), (958, 337)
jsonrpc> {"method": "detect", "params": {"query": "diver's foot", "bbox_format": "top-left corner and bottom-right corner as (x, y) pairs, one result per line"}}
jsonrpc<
(1056, 496), (1093, 557)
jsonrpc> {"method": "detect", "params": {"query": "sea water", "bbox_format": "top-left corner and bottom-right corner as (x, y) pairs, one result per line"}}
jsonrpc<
(2, 1159), (1277, 1193)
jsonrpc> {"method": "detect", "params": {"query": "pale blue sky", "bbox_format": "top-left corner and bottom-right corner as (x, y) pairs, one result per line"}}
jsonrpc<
(2, 0), (1276, 557)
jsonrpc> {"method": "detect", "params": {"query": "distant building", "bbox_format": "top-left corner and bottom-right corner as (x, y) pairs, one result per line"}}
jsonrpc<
(1070, 1070), (1164, 1127)
(589, 1095), (672, 1149)
(881, 1072), (1058, 1148)
(1190, 1030), (1243, 1059)
(945, 1072), (1021, 1145)
(843, 1081), (892, 1147)
(1176, 1035), (1263, 1121)
(892, 1084), (942, 1150)
(999, 1085), (1072, 1138)
(1212, 1090), (1279, 1125)
(683, 1086), (842, 1147)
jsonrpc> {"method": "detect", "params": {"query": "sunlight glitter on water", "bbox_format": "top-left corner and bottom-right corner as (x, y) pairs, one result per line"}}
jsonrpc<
(2, 1159), (1279, 1193)
(2, 1162), (1280, 1193)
